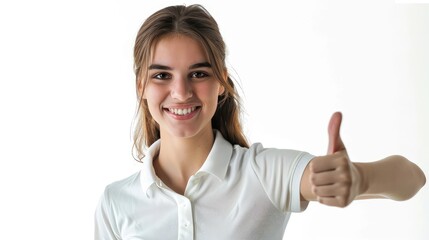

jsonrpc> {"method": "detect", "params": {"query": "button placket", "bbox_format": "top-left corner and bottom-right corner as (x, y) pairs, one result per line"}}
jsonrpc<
(175, 196), (194, 240)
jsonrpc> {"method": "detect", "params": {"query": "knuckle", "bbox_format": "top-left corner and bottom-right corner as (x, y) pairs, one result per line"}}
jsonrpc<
(339, 173), (352, 184)
(343, 186), (351, 196)
(312, 186), (318, 195)
(310, 174), (317, 184)
(337, 198), (348, 208)
(338, 156), (349, 165)
(310, 180), (316, 186)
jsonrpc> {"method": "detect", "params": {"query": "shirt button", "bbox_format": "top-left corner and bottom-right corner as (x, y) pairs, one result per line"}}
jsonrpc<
(184, 222), (189, 228)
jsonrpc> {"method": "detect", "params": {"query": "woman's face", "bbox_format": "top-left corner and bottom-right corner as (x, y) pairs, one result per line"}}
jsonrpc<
(142, 34), (224, 139)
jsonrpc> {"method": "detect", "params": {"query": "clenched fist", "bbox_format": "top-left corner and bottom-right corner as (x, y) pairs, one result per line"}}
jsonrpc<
(308, 112), (364, 207)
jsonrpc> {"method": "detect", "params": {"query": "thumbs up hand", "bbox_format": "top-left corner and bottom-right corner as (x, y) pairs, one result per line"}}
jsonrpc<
(309, 112), (364, 207)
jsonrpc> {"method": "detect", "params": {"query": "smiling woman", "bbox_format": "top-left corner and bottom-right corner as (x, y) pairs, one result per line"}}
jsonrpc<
(143, 34), (224, 144)
(94, 4), (426, 240)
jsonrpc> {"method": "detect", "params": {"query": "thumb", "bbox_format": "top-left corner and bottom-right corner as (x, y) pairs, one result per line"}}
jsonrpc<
(327, 111), (346, 154)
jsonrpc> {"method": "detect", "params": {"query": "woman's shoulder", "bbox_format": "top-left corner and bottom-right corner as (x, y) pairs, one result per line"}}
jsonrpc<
(230, 142), (314, 173)
(102, 171), (142, 199)
(233, 141), (308, 158)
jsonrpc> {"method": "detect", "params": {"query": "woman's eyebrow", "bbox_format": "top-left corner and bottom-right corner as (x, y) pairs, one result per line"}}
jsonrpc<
(148, 64), (172, 70)
(189, 62), (211, 69)
(148, 62), (211, 70)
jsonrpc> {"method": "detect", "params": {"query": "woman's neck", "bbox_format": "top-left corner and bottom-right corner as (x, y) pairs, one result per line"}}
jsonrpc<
(154, 127), (215, 194)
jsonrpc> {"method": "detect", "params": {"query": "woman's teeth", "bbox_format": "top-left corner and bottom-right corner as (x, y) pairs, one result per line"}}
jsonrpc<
(168, 107), (197, 115)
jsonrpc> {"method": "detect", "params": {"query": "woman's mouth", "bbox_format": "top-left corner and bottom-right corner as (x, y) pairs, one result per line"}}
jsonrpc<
(164, 106), (201, 119)
(167, 106), (198, 116)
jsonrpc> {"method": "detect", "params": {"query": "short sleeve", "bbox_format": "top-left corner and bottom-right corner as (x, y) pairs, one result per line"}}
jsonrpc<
(250, 143), (314, 213)
(94, 187), (120, 240)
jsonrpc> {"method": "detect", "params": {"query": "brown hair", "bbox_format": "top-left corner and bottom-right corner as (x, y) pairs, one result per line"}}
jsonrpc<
(133, 4), (249, 161)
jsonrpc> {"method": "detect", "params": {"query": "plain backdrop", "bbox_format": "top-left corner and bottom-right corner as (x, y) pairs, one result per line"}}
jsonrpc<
(0, 0), (428, 239)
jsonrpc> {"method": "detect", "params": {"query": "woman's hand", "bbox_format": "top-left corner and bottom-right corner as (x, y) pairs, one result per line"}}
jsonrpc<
(300, 112), (366, 207)
(309, 112), (365, 207)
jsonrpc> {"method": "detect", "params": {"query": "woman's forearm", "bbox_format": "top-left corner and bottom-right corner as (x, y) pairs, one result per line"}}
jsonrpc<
(355, 155), (426, 201)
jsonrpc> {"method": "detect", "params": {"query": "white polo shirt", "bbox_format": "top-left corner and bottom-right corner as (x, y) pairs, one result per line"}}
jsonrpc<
(95, 130), (314, 240)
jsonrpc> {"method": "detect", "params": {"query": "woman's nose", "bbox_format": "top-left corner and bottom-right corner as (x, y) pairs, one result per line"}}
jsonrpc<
(170, 77), (193, 101)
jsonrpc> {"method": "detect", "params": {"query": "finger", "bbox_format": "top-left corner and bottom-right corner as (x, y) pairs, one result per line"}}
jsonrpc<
(313, 185), (335, 197)
(318, 196), (350, 208)
(313, 184), (349, 197)
(311, 171), (339, 186)
(327, 111), (346, 154)
(310, 156), (339, 173)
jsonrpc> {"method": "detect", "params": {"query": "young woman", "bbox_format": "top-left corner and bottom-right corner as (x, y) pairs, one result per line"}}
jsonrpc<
(95, 4), (426, 240)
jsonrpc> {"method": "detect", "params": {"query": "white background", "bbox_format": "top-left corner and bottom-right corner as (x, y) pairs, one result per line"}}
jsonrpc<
(0, 0), (428, 239)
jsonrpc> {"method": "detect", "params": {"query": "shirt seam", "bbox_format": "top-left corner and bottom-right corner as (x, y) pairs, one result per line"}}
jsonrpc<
(249, 157), (289, 215)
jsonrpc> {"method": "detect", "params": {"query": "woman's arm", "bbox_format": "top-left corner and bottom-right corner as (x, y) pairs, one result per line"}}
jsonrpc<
(355, 155), (426, 201)
(300, 112), (426, 207)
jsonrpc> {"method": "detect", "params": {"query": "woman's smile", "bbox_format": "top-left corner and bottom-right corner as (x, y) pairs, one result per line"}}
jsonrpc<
(164, 105), (201, 120)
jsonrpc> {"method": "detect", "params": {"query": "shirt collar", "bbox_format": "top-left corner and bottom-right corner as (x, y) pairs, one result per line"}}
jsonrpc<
(197, 130), (233, 181)
(139, 140), (160, 193)
(139, 130), (234, 193)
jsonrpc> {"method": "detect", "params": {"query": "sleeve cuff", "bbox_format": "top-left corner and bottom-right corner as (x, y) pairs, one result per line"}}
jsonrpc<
(291, 152), (314, 212)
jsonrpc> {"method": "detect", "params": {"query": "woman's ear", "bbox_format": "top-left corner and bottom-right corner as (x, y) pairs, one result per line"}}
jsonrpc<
(219, 85), (225, 96)
(219, 70), (227, 95)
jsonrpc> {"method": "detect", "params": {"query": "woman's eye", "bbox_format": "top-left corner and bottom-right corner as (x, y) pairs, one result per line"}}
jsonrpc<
(153, 72), (171, 80)
(190, 71), (208, 79)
